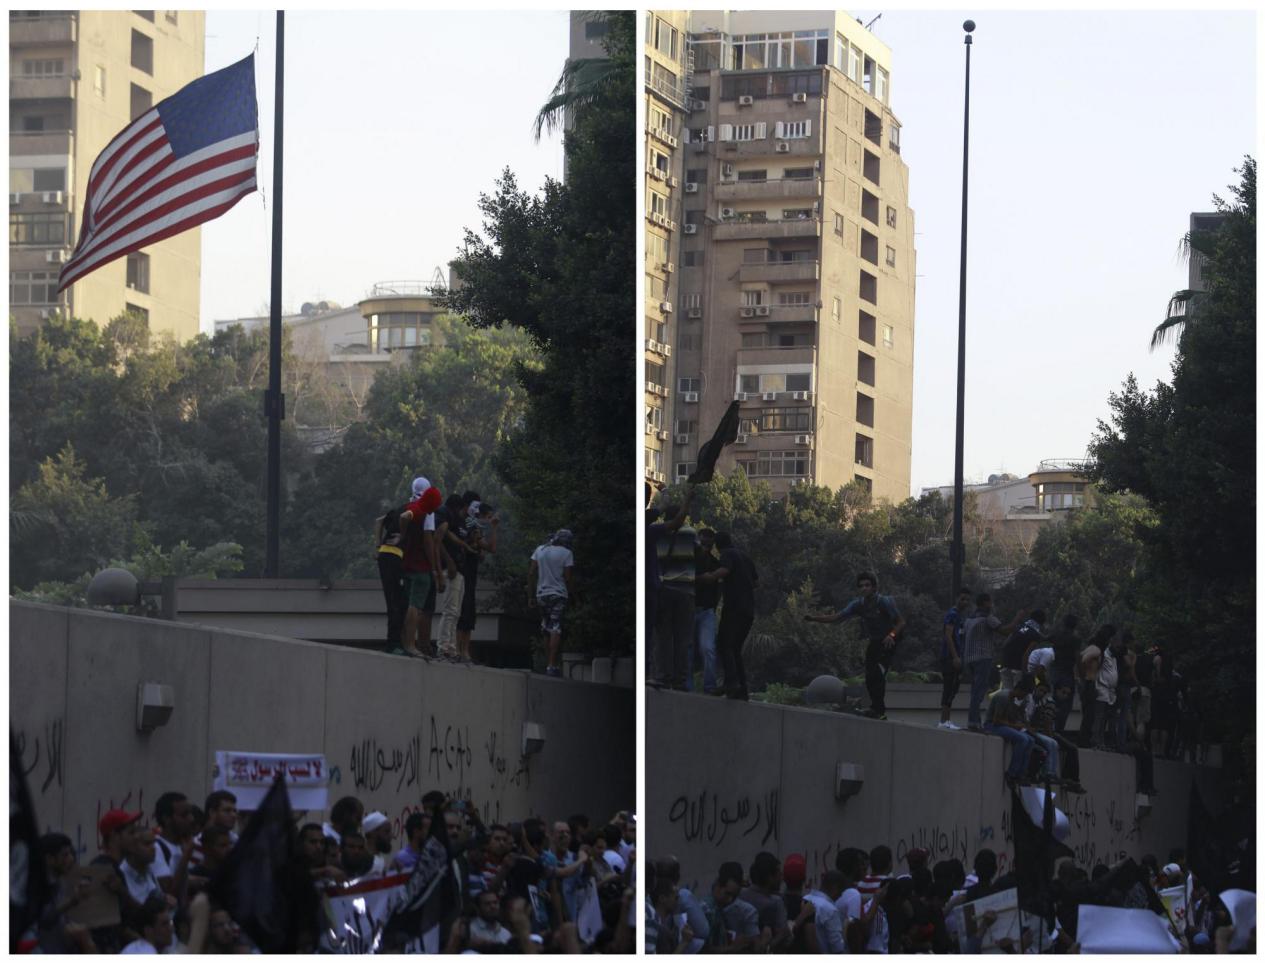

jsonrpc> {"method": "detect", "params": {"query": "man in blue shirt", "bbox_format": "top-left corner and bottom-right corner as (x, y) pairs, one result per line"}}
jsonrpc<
(806, 573), (905, 719)
(940, 588), (974, 729)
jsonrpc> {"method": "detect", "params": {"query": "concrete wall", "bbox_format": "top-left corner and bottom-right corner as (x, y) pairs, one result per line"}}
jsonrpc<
(647, 688), (1219, 890)
(9, 601), (634, 860)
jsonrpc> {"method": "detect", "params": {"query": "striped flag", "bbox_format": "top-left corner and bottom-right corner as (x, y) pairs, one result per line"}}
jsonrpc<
(57, 54), (258, 293)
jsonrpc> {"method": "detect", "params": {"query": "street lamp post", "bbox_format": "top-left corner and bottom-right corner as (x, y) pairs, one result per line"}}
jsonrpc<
(951, 19), (975, 599)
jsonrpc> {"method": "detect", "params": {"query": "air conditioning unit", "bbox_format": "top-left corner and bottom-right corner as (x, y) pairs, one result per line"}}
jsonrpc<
(738, 95), (755, 106)
(665, 220), (677, 232)
(682, 391), (700, 403)
(659, 384), (672, 397)
(736, 433), (750, 444)
(651, 471), (667, 483)
(792, 92), (808, 104)
(683, 224), (698, 234)
(813, 159), (822, 170)
(662, 261), (675, 273)
(669, 176), (680, 188)
(792, 390), (810, 401)
(754, 305), (770, 316)
(721, 163), (735, 177)
(39, 309), (54, 320)
(686, 307), (702, 318)
(762, 391), (778, 402)
(651, 212), (666, 226)
(45, 249), (68, 264)
(649, 168), (666, 181)
(795, 434), (812, 445)
(739, 307), (755, 318)
(675, 433), (691, 445)
(9, 192), (21, 205)
(734, 391), (749, 402)
(645, 338), (660, 353)
(684, 182), (699, 193)
(42, 191), (64, 204)
(646, 381), (663, 394)
(656, 429), (670, 441)
(659, 301), (673, 314)
(720, 207), (736, 218)
(776, 142), (791, 153)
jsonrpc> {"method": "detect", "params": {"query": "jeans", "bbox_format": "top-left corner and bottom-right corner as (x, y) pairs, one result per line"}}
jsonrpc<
(377, 553), (408, 649)
(438, 571), (465, 656)
(1078, 681), (1098, 745)
(1029, 731), (1060, 777)
(717, 607), (753, 697)
(940, 658), (962, 709)
(1092, 698), (1119, 749)
(693, 608), (719, 693)
(865, 638), (895, 714)
(967, 659), (994, 728)
(984, 723), (1034, 779)
(654, 586), (694, 688)
(1115, 686), (1133, 746)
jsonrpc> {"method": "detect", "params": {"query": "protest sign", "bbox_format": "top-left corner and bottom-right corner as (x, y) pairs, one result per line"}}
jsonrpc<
(213, 751), (328, 810)
(320, 873), (418, 954)
(1220, 889), (1255, 952)
(1077, 905), (1181, 953)
(1159, 884), (1188, 930)
(62, 864), (122, 929)
(951, 886), (1022, 952)
(1017, 785), (1070, 842)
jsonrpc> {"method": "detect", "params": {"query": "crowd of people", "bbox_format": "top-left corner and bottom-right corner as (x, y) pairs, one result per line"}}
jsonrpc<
(648, 845), (1251, 954)
(375, 477), (578, 677)
(24, 788), (635, 954)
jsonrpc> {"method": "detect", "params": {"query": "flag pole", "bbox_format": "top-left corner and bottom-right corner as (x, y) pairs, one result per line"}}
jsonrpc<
(265, 10), (285, 577)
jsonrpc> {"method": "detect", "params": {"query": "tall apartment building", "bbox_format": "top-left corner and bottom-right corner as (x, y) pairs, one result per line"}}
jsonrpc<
(643, 11), (691, 490)
(10, 10), (206, 340)
(656, 11), (915, 502)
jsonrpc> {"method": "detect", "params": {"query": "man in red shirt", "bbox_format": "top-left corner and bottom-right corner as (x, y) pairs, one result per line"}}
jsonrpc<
(400, 476), (445, 657)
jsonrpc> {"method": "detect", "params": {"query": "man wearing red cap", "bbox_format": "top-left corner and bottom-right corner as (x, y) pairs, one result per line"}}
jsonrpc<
(400, 476), (446, 657)
(90, 809), (145, 953)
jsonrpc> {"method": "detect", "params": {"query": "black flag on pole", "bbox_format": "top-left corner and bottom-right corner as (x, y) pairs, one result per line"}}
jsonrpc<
(1010, 787), (1073, 915)
(10, 731), (52, 953)
(383, 802), (461, 951)
(688, 401), (741, 485)
(208, 774), (318, 954)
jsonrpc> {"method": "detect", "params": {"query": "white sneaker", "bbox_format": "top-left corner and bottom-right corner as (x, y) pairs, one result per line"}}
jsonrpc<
(938, 721), (962, 730)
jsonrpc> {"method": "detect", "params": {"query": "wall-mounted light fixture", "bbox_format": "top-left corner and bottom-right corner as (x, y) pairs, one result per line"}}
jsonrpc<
(136, 682), (175, 731)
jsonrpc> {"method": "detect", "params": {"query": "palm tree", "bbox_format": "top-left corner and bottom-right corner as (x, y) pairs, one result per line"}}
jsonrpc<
(532, 11), (628, 140)
(1149, 226), (1220, 350)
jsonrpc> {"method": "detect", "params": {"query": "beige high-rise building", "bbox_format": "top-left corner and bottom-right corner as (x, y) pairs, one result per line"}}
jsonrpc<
(643, 10), (691, 491)
(9, 10), (206, 340)
(654, 11), (915, 502)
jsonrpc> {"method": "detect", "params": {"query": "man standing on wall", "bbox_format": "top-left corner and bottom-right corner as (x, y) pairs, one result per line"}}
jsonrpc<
(694, 531), (758, 701)
(400, 476), (446, 658)
(529, 529), (575, 677)
(961, 594), (1026, 732)
(806, 573), (906, 720)
(939, 588), (973, 729)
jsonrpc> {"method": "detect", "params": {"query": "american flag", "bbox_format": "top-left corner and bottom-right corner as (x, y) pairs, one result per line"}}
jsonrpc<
(57, 54), (258, 293)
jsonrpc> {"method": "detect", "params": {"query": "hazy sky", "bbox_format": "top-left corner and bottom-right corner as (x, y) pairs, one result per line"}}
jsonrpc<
(199, 10), (569, 322)
(848, 9), (1256, 493)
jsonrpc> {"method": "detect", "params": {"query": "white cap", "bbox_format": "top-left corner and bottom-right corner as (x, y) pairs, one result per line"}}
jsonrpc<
(1162, 862), (1182, 876)
(363, 811), (389, 833)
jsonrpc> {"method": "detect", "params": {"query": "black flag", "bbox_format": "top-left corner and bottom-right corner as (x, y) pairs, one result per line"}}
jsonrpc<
(383, 801), (462, 951)
(10, 731), (52, 952)
(688, 401), (741, 484)
(208, 775), (319, 954)
(1010, 787), (1073, 914)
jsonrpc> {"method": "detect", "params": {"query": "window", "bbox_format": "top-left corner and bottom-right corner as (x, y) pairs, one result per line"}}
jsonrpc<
(786, 373), (811, 391)
(9, 212), (70, 245)
(863, 55), (876, 95)
(9, 270), (61, 306)
(585, 17), (607, 40)
(165, 10), (178, 24)
(124, 303), (150, 326)
(783, 208), (813, 221)
(675, 462), (696, 481)
(23, 59), (66, 77)
(126, 252), (150, 293)
(860, 229), (879, 265)
(21, 115), (45, 132)
(646, 274), (667, 301)
(654, 17), (679, 59)
(886, 205), (897, 228)
(859, 311), (876, 345)
(737, 169), (767, 182)
(859, 270), (877, 305)
(888, 122), (901, 154)
(730, 123), (763, 142)
(742, 407), (812, 432)
(676, 419), (698, 435)
(740, 374), (760, 393)
(855, 433), (874, 468)
(130, 83), (152, 121)
(678, 332), (700, 351)
(370, 312), (432, 351)
(784, 167), (814, 179)
(863, 150), (881, 185)
(743, 248), (768, 264)
(32, 168), (66, 191)
(649, 106), (672, 134)
(646, 405), (664, 431)
(94, 64), (106, 96)
(854, 474), (873, 494)
(684, 208), (703, 226)
(686, 167), (708, 184)
(848, 44), (862, 83)
(649, 148), (670, 174)
(742, 450), (810, 478)
(782, 120), (811, 139)
(1038, 482), (1087, 511)
(864, 108), (882, 145)
(683, 293), (701, 310)
(648, 191), (668, 217)
(647, 231), (668, 265)
(862, 190), (879, 225)
(678, 377), (701, 393)
(876, 66), (889, 104)
(882, 324), (894, 348)
(649, 319), (666, 343)
(131, 29), (154, 75)
(858, 351), (876, 386)
(856, 392), (874, 427)
(885, 245), (897, 268)
(682, 250), (703, 267)
(734, 210), (768, 224)
(692, 85), (710, 103)
(778, 291), (812, 305)
(646, 360), (665, 385)
(741, 290), (764, 307)
(834, 212), (845, 235)
(646, 448), (663, 472)
(742, 331), (814, 349)
(134, 10), (155, 21)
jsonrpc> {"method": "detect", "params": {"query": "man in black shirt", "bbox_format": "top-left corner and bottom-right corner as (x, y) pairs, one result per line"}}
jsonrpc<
(695, 531), (758, 701)
(693, 528), (721, 694)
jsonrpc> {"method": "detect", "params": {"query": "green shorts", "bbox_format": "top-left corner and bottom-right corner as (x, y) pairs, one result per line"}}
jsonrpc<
(407, 572), (434, 610)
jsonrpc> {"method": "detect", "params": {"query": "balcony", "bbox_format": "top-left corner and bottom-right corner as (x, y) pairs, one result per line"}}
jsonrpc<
(746, 304), (819, 325)
(8, 13), (77, 46)
(714, 176), (822, 202)
(714, 217), (821, 242)
(723, 136), (821, 159)
(644, 66), (688, 110)
(736, 345), (816, 368)
(10, 129), (73, 159)
(10, 74), (75, 101)
(738, 259), (820, 284)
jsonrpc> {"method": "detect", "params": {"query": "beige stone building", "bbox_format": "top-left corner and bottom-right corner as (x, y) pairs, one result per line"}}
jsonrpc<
(9, 10), (205, 340)
(643, 10), (691, 489)
(651, 10), (915, 502)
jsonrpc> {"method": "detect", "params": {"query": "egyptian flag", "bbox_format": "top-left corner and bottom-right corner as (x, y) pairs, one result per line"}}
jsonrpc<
(10, 731), (52, 953)
(208, 775), (319, 953)
(688, 401), (741, 485)
(382, 802), (462, 952)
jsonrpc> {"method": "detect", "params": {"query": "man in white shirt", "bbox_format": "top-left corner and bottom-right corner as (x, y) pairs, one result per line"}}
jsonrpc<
(468, 890), (513, 948)
(804, 871), (849, 952)
(529, 529), (575, 678)
(121, 828), (163, 906)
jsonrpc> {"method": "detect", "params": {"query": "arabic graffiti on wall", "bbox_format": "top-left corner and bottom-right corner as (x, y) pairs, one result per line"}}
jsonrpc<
(14, 716), (65, 795)
(667, 789), (779, 849)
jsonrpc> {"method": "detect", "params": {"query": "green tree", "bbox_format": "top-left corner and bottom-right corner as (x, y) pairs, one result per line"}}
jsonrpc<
(443, 11), (635, 654)
(1090, 158), (1255, 743)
